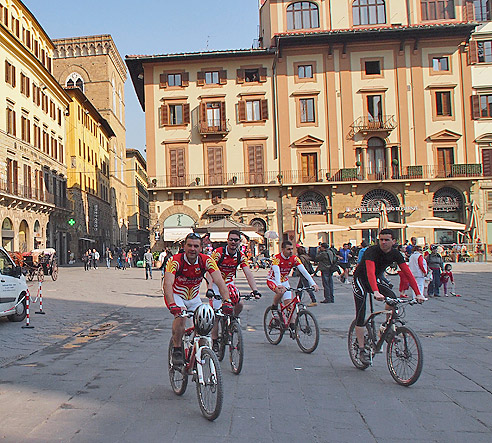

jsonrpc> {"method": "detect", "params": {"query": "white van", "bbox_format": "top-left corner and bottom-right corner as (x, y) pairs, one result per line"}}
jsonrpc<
(0, 247), (28, 322)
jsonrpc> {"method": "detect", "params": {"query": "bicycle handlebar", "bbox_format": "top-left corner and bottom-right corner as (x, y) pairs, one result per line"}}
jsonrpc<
(384, 297), (420, 306)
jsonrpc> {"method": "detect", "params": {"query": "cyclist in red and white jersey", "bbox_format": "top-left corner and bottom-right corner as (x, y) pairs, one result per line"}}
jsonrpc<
(267, 240), (319, 316)
(164, 233), (229, 366)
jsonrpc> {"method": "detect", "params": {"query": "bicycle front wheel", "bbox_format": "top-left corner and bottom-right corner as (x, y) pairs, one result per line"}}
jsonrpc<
(229, 320), (244, 374)
(295, 310), (319, 353)
(168, 338), (188, 396)
(386, 325), (423, 386)
(263, 306), (284, 345)
(196, 347), (223, 421)
(348, 320), (370, 370)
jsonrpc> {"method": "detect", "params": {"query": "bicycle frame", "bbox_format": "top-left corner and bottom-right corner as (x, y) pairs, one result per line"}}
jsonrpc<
(278, 289), (305, 327)
(181, 325), (213, 386)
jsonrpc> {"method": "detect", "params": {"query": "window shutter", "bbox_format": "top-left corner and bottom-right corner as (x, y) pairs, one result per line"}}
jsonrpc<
(197, 71), (205, 86)
(483, 149), (492, 177)
(219, 70), (227, 85)
(238, 101), (246, 122)
(182, 72), (189, 87)
(183, 103), (190, 124)
(469, 40), (478, 64)
(159, 74), (167, 89)
(5, 60), (9, 83)
(160, 105), (168, 126)
(12, 65), (16, 87)
(259, 67), (267, 82)
(260, 99), (269, 120)
(442, 93), (451, 116)
(177, 149), (185, 178)
(463, 1), (475, 21)
(236, 69), (245, 84)
(199, 103), (207, 127)
(471, 95), (480, 120)
(220, 101), (226, 127)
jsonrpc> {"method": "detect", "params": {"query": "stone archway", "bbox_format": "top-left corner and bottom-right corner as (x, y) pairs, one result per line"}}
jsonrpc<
(2, 218), (14, 252)
(19, 220), (29, 253)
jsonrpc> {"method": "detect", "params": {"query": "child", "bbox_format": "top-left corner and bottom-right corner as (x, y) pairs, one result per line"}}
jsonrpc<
(440, 264), (454, 297)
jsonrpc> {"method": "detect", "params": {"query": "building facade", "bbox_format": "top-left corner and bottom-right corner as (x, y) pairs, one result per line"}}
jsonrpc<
(125, 148), (149, 247)
(64, 87), (114, 258)
(52, 34), (128, 248)
(127, 0), (489, 251)
(0, 0), (71, 259)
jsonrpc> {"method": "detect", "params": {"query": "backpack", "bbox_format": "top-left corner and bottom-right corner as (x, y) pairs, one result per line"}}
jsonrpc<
(175, 253), (207, 279)
(216, 247), (241, 277)
(327, 250), (339, 273)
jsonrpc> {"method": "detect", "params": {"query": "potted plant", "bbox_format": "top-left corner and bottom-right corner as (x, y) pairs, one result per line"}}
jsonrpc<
(232, 176), (238, 184)
(355, 161), (362, 167)
(195, 177), (201, 185)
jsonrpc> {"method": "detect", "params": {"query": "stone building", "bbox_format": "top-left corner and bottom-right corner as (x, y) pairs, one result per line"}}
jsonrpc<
(52, 34), (128, 248)
(125, 148), (149, 247)
(64, 86), (114, 259)
(127, 0), (489, 251)
(0, 0), (70, 260)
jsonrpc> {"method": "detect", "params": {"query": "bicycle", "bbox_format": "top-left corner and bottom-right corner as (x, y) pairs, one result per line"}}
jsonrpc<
(168, 309), (223, 421)
(214, 291), (259, 375)
(348, 293), (424, 386)
(263, 287), (320, 353)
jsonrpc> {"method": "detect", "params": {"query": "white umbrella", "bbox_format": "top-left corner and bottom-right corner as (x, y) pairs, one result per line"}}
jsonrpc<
(406, 217), (466, 230)
(294, 206), (305, 243)
(350, 218), (406, 230)
(304, 223), (349, 233)
(264, 230), (279, 239)
(378, 202), (389, 231)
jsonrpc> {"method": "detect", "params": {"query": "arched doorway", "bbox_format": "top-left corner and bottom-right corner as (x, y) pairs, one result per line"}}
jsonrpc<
(433, 187), (464, 244)
(19, 220), (29, 253)
(296, 190), (327, 215)
(249, 218), (267, 256)
(360, 189), (401, 243)
(2, 218), (14, 251)
(33, 220), (41, 249)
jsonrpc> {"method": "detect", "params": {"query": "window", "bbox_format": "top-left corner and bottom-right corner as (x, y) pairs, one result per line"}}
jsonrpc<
(437, 148), (454, 177)
(0, 249), (14, 276)
(301, 153), (318, 182)
(207, 103), (221, 127)
(168, 73), (182, 87)
(238, 99), (268, 122)
(245, 69), (260, 83)
(287, 2), (319, 30)
(367, 137), (386, 178)
(33, 121), (40, 148)
(365, 61), (381, 75)
(353, 0), (386, 26)
(298, 64), (313, 78)
(300, 98), (315, 123)
(169, 104), (183, 125)
(367, 95), (382, 121)
(237, 67), (266, 83)
(421, 0), (455, 20)
(246, 100), (261, 121)
(478, 41), (492, 63)
(483, 149), (492, 177)
(436, 91), (452, 116)
(20, 73), (30, 96)
(205, 71), (219, 85)
(6, 107), (16, 136)
(169, 147), (186, 187)
(480, 94), (492, 118)
(21, 116), (30, 143)
(474, 0), (491, 21)
(207, 146), (224, 186)
(5, 60), (15, 87)
(248, 145), (265, 184)
(432, 56), (449, 71)
(174, 192), (184, 205)
(160, 102), (190, 126)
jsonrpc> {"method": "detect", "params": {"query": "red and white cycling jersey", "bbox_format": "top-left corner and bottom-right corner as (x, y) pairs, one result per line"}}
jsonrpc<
(166, 253), (219, 300)
(211, 246), (249, 285)
(267, 253), (303, 284)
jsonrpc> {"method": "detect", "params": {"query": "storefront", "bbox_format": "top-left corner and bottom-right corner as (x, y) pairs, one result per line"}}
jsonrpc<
(433, 187), (464, 244)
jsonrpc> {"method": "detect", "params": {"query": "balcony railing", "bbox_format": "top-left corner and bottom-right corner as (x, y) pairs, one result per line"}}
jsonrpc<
(0, 179), (55, 204)
(349, 115), (397, 137)
(196, 119), (231, 135)
(148, 164), (484, 189)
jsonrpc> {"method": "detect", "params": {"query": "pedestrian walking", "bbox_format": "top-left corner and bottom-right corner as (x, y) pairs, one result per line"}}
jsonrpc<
(315, 242), (337, 303)
(426, 245), (443, 297)
(83, 250), (90, 271)
(296, 246), (317, 306)
(357, 240), (369, 263)
(121, 250), (127, 270)
(408, 245), (428, 300)
(93, 249), (99, 269)
(337, 243), (352, 284)
(105, 247), (112, 269)
(440, 263), (454, 297)
(144, 248), (153, 280)
(127, 250), (133, 268)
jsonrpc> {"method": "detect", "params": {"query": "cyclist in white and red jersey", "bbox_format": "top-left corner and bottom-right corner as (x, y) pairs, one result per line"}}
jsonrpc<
(164, 233), (229, 366)
(267, 240), (319, 318)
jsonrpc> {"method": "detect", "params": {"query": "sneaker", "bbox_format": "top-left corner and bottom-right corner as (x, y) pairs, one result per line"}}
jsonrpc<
(172, 348), (184, 367)
(212, 340), (219, 353)
(307, 302), (317, 307)
(359, 348), (371, 365)
(444, 293), (448, 297)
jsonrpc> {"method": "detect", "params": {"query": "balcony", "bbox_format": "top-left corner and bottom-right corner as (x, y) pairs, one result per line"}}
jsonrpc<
(196, 119), (231, 136)
(349, 115), (397, 138)
(0, 179), (55, 207)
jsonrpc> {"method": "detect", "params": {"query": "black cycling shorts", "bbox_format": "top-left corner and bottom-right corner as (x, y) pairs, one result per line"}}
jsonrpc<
(353, 278), (396, 327)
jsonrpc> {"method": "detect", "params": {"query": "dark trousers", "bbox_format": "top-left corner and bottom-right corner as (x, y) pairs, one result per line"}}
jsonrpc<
(298, 276), (316, 302)
(428, 268), (441, 296)
(145, 263), (152, 279)
(321, 271), (334, 302)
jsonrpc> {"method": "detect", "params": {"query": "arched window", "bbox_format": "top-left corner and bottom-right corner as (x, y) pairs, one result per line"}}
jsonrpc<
(353, 0), (386, 26)
(287, 2), (319, 30)
(65, 72), (84, 91)
(421, 0), (455, 20)
(297, 191), (327, 215)
(361, 189), (400, 222)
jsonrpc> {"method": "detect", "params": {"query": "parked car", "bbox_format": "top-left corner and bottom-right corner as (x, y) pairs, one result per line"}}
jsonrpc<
(0, 246), (28, 322)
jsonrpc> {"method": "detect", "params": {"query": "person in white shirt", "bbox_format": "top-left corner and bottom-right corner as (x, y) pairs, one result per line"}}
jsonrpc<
(408, 245), (428, 300)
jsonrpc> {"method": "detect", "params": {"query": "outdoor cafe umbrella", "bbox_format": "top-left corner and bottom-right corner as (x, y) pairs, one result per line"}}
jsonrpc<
(378, 202), (389, 231)
(294, 206), (305, 243)
(406, 217), (466, 230)
(350, 217), (406, 230)
(264, 230), (279, 239)
(304, 223), (349, 233)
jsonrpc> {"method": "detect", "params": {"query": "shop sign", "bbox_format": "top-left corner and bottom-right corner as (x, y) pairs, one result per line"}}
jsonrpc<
(299, 201), (324, 215)
(433, 197), (460, 212)
(346, 206), (418, 213)
(93, 204), (99, 231)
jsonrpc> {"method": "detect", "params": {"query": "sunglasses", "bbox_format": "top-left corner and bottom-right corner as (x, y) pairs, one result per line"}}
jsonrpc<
(228, 237), (241, 242)
(186, 233), (201, 240)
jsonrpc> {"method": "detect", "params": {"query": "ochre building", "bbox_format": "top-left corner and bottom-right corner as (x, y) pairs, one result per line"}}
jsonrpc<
(127, 0), (491, 251)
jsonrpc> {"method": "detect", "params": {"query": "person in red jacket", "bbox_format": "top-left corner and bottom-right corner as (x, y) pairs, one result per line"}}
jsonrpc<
(352, 229), (426, 364)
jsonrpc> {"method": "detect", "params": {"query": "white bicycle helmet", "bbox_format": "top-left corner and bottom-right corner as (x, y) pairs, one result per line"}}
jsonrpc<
(193, 304), (215, 336)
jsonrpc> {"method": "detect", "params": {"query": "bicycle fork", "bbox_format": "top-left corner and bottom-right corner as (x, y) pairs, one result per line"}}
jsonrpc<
(195, 337), (213, 386)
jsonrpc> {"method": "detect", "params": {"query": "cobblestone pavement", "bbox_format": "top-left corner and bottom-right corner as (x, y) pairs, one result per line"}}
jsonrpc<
(0, 263), (491, 442)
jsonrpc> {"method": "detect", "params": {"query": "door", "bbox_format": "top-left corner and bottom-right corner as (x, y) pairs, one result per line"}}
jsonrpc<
(207, 146), (224, 185)
(248, 145), (264, 184)
(367, 95), (382, 126)
(301, 153), (318, 183)
(169, 148), (185, 187)
(0, 248), (19, 312)
(437, 148), (454, 177)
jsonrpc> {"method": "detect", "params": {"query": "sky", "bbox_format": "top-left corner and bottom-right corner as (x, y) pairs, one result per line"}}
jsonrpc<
(26, 0), (261, 157)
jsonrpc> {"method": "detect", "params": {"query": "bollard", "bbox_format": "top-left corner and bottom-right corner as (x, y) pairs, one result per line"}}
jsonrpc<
(35, 281), (45, 315)
(22, 290), (34, 329)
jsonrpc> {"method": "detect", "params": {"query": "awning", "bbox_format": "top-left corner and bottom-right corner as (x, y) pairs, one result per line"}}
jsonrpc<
(79, 237), (96, 243)
(163, 227), (193, 242)
(209, 231), (263, 242)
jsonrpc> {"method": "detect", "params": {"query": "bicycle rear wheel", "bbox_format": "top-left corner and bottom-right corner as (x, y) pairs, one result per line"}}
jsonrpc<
(263, 306), (284, 345)
(386, 325), (423, 386)
(295, 310), (319, 353)
(196, 347), (223, 421)
(348, 319), (370, 370)
(216, 317), (226, 361)
(229, 320), (244, 374)
(168, 338), (188, 395)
